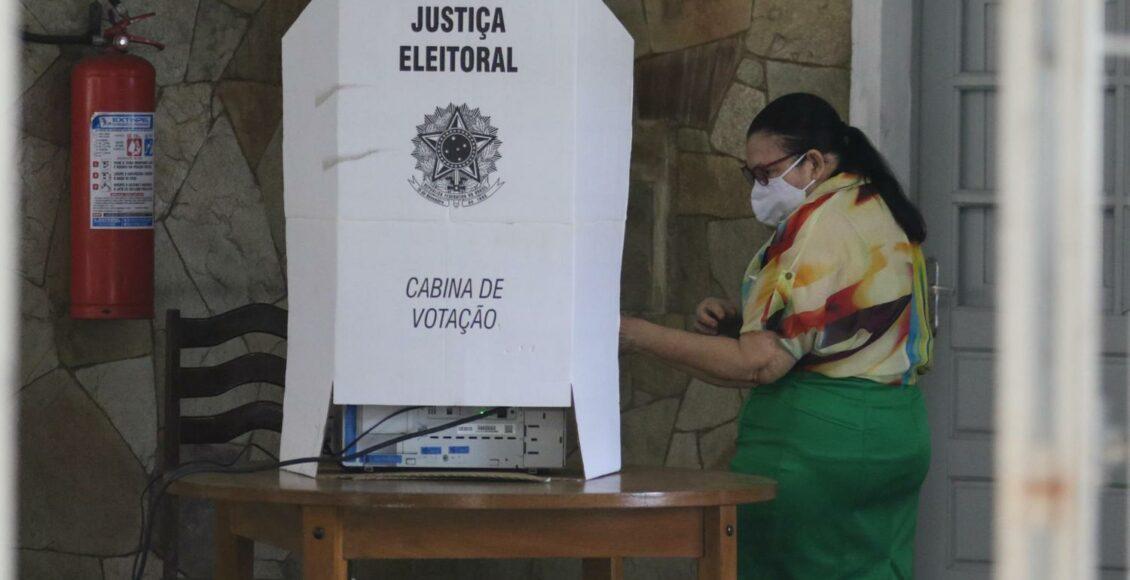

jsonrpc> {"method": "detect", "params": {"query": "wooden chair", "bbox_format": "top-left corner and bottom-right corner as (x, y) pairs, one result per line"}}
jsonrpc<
(161, 303), (288, 580)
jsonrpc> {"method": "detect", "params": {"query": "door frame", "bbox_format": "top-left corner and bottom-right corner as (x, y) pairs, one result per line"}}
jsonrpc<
(849, 0), (919, 196)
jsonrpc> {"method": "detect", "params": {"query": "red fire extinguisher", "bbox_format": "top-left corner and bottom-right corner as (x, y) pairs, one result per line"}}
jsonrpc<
(67, 4), (164, 319)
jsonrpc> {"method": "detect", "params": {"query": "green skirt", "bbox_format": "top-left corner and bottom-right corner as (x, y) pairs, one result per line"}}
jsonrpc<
(729, 371), (930, 579)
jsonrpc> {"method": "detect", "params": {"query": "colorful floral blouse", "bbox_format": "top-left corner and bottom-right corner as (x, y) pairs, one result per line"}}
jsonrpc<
(739, 172), (934, 385)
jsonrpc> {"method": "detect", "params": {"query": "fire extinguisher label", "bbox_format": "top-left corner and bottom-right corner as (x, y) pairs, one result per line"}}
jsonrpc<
(89, 112), (155, 229)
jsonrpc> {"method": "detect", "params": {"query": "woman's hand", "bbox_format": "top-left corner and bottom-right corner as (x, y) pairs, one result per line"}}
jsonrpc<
(693, 297), (738, 335)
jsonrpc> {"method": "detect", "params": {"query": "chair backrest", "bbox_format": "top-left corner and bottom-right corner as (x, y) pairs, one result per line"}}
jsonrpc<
(163, 303), (288, 470)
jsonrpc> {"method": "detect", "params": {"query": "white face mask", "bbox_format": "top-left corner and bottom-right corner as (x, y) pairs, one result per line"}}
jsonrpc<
(749, 155), (816, 226)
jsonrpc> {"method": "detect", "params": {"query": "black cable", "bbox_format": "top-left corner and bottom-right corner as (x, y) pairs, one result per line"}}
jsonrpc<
(23, 0), (103, 46)
(131, 407), (506, 580)
(131, 440), (272, 579)
(336, 405), (424, 457)
(21, 31), (93, 45)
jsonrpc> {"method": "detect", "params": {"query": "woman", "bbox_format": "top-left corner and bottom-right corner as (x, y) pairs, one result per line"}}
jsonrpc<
(619, 93), (934, 579)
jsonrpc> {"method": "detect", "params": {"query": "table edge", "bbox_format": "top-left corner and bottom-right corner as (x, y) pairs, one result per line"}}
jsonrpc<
(168, 480), (778, 509)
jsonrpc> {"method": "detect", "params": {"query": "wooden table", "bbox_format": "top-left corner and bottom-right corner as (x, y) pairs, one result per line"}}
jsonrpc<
(170, 466), (776, 580)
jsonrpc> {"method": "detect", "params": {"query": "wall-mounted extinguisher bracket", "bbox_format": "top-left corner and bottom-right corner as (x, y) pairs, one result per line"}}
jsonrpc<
(28, 1), (165, 319)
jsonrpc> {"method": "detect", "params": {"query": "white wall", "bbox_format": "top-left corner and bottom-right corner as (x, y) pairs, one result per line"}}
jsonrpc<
(850, 0), (915, 193)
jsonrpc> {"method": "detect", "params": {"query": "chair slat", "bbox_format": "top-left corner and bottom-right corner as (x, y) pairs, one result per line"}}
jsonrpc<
(180, 401), (283, 444)
(177, 353), (286, 399)
(178, 303), (287, 348)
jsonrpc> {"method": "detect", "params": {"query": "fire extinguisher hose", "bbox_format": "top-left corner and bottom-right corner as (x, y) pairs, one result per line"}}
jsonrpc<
(21, 31), (93, 45)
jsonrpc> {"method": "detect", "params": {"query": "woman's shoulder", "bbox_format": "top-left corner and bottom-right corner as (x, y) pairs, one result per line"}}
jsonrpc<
(801, 180), (906, 246)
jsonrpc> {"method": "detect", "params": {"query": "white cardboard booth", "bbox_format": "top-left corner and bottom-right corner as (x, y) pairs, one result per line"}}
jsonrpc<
(278, 0), (634, 479)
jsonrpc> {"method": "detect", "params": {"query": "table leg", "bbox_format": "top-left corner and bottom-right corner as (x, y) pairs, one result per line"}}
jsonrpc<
(697, 505), (737, 580)
(215, 502), (253, 580)
(302, 505), (348, 580)
(581, 557), (624, 580)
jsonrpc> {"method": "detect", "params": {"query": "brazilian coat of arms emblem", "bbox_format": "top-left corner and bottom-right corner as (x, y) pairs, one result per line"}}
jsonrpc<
(409, 103), (503, 207)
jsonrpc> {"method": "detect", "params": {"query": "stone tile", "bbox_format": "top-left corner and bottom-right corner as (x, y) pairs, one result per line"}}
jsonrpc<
(360, 559), (539, 580)
(20, 54), (76, 145)
(76, 356), (158, 471)
(255, 559), (285, 579)
(353, 560), (422, 578)
(643, 311), (692, 331)
(152, 328), (169, 431)
(217, 81), (282, 171)
(41, 190), (70, 316)
(636, 37), (741, 127)
(674, 154), (751, 218)
(603, 0), (650, 57)
(224, 0), (310, 84)
(665, 431), (701, 469)
(622, 353), (689, 398)
(630, 120), (671, 183)
(23, 0), (89, 32)
(632, 389), (656, 408)
(676, 128), (710, 153)
(256, 123), (286, 271)
(155, 83), (213, 220)
(222, 0), (266, 13)
(735, 58), (766, 89)
(667, 216), (718, 314)
(676, 379), (741, 431)
(642, 0), (750, 53)
(182, 335), (249, 367)
(621, 181), (656, 312)
(18, 549), (102, 580)
(531, 558), (583, 580)
(620, 397), (679, 466)
(706, 217), (773, 302)
(165, 116), (286, 314)
(243, 329), (286, 358)
(699, 420), (738, 470)
(18, 369), (145, 554)
(766, 61), (851, 120)
(212, 87), (227, 119)
(155, 222), (210, 329)
(249, 418), (282, 459)
(746, 0), (852, 67)
(257, 541), (290, 561)
(565, 444), (584, 471)
(176, 496), (217, 578)
(624, 557), (697, 579)
(19, 279), (57, 388)
(132, 0), (202, 85)
(187, 0), (250, 82)
(56, 317), (153, 368)
(103, 552), (170, 580)
(18, 5), (59, 99)
(18, 134), (66, 285)
(710, 84), (766, 159)
(619, 364), (632, 411)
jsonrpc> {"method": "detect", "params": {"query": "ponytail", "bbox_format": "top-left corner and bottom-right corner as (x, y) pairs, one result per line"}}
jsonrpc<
(746, 93), (927, 243)
(838, 126), (926, 242)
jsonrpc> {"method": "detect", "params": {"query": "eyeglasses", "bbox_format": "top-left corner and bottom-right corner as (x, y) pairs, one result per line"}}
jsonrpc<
(741, 153), (799, 186)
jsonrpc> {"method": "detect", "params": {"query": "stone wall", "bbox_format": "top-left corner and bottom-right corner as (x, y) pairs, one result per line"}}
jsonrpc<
(15, 1), (849, 578)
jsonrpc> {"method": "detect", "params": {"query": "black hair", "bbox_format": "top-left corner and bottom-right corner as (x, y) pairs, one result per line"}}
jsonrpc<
(746, 93), (926, 243)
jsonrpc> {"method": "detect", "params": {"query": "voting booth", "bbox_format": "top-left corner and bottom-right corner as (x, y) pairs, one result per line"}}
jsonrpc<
(278, 0), (634, 479)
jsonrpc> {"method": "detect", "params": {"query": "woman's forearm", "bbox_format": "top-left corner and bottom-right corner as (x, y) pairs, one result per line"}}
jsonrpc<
(660, 358), (759, 390)
(630, 319), (761, 386)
